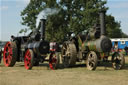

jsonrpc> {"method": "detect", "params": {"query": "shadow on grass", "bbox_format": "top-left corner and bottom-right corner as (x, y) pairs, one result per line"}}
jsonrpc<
(59, 62), (128, 71)
(15, 62), (64, 70)
(0, 64), (5, 67)
(124, 63), (128, 70)
(1, 61), (128, 71)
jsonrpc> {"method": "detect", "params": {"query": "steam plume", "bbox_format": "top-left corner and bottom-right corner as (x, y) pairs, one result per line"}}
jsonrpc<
(36, 8), (60, 28)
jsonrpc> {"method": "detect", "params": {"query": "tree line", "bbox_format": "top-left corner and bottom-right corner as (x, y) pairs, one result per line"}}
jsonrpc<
(20, 0), (128, 43)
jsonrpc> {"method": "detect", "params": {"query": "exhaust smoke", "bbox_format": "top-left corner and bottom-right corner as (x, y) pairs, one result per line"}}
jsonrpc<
(36, 8), (60, 28)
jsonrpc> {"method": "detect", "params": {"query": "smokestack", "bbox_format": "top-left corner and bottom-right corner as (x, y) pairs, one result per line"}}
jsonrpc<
(40, 19), (46, 40)
(100, 10), (106, 35)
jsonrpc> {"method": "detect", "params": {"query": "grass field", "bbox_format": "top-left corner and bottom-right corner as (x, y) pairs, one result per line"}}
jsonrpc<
(0, 56), (128, 85)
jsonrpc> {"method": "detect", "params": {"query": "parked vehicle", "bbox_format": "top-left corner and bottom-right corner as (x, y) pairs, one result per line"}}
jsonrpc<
(3, 19), (60, 70)
(61, 10), (125, 70)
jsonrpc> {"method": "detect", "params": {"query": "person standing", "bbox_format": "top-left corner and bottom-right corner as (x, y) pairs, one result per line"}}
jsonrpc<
(114, 42), (118, 52)
(0, 49), (2, 63)
(124, 46), (128, 55)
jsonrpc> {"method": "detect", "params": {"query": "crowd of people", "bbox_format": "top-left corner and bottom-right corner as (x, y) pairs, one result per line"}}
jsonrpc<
(113, 42), (128, 55)
(124, 46), (128, 55)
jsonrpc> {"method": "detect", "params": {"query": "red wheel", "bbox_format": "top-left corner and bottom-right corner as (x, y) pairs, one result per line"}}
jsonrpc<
(3, 41), (17, 67)
(49, 53), (60, 70)
(24, 49), (34, 70)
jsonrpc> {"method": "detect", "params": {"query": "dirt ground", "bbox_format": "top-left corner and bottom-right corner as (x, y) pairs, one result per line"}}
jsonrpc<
(0, 57), (128, 85)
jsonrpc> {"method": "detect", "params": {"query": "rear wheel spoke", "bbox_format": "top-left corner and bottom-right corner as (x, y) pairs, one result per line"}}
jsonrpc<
(87, 51), (97, 70)
(112, 52), (125, 70)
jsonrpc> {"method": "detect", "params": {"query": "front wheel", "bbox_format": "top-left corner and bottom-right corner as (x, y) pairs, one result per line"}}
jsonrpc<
(86, 51), (98, 70)
(112, 52), (125, 70)
(49, 53), (60, 70)
(24, 49), (34, 70)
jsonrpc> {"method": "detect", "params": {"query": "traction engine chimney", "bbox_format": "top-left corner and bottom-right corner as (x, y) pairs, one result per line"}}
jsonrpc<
(100, 10), (106, 36)
(40, 19), (46, 40)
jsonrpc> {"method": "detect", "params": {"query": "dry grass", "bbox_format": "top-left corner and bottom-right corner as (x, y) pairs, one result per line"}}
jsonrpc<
(0, 56), (128, 85)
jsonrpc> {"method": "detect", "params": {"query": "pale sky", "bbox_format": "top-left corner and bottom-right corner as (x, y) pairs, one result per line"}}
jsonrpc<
(0, 0), (128, 41)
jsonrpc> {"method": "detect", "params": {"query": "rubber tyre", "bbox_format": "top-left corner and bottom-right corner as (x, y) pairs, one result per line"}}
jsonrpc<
(3, 41), (17, 67)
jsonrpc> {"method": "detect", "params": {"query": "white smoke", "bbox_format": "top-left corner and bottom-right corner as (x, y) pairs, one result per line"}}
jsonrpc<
(36, 8), (60, 28)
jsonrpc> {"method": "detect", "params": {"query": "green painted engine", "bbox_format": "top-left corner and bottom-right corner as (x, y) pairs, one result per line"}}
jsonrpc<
(78, 26), (112, 53)
(61, 11), (125, 70)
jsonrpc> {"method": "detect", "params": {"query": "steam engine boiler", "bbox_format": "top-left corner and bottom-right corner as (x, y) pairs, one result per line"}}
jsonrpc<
(3, 19), (59, 70)
(61, 10), (125, 70)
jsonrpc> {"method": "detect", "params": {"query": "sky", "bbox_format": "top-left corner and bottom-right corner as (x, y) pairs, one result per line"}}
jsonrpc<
(0, 0), (128, 41)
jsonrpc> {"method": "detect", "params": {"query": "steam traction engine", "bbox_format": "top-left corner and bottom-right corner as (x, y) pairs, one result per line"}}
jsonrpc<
(3, 19), (59, 70)
(61, 11), (125, 70)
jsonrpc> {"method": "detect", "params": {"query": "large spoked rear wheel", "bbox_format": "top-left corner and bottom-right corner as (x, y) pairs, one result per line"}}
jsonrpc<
(112, 52), (125, 70)
(3, 41), (17, 67)
(24, 49), (34, 70)
(61, 43), (77, 68)
(86, 51), (98, 70)
(49, 53), (60, 70)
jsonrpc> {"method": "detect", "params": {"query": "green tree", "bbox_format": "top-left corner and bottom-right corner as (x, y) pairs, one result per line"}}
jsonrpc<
(106, 15), (124, 38)
(122, 33), (128, 38)
(20, 0), (126, 42)
(21, 0), (46, 30)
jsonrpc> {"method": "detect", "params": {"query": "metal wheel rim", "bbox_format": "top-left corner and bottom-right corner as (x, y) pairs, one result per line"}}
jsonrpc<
(3, 42), (13, 67)
(49, 54), (57, 70)
(87, 51), (97, 70)
(113, 54), (122, 69)
(61, 45), (67, 57)
(88, 53), (95, 69)
(24, 50), (32, 70)
(61, 45), (69, 67)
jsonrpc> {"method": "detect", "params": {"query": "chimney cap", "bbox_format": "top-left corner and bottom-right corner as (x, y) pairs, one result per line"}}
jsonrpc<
(40, 18), (46, 21)
(99, 10), (106, 13)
